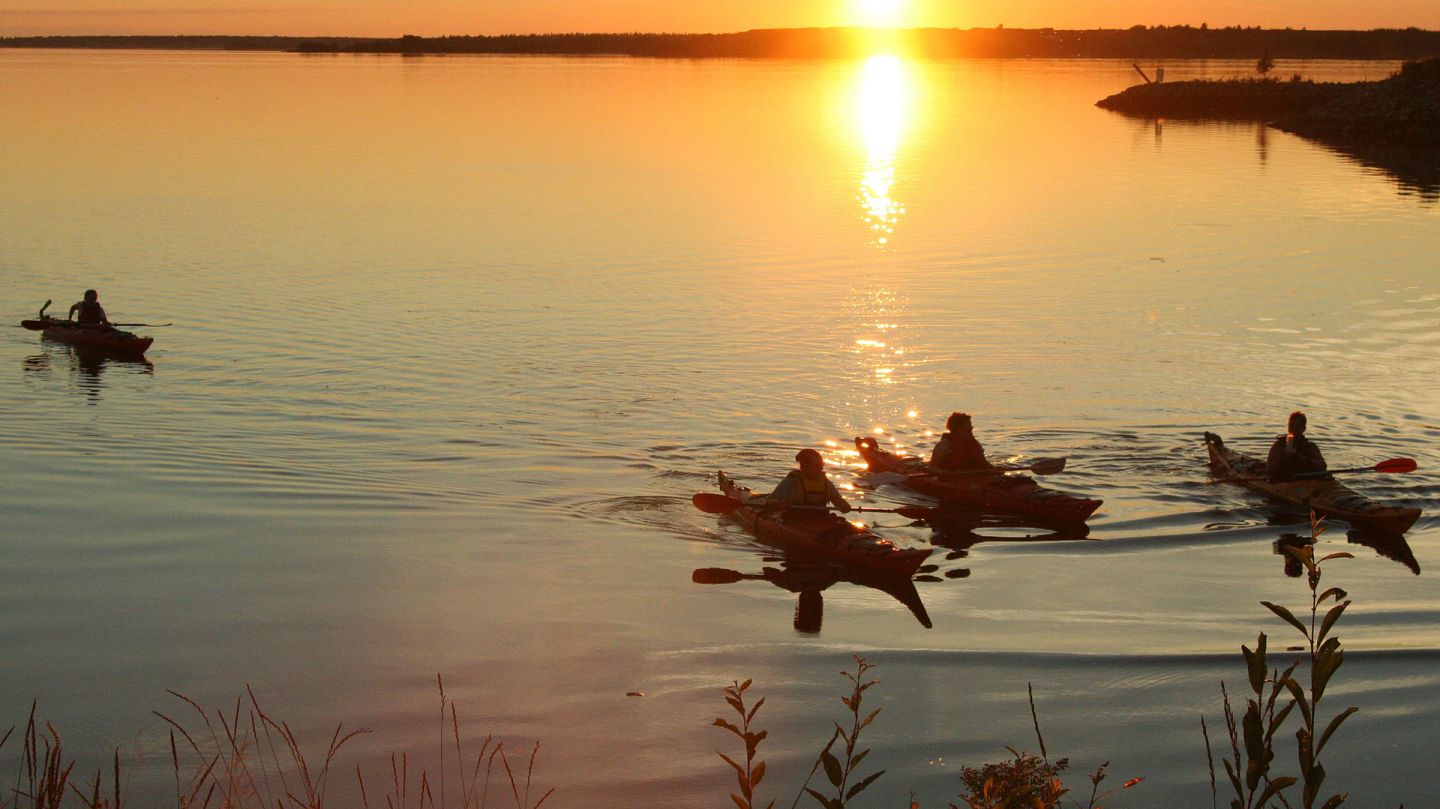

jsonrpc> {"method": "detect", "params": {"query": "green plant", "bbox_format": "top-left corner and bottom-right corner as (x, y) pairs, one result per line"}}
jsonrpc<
(805, 657), (885, 809)
(714, 678), (773, 809)
(1207, 512), (1357, 809)
(953, 750), (1068, 809)
(948, 685), (1139, 809)
(1267, 514), (1355, 809)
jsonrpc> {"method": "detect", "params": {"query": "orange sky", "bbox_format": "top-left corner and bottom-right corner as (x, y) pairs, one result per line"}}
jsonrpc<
(2, 0), (1439, 37)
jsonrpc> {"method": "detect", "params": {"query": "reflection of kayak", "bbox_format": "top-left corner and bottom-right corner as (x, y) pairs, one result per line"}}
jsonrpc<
(24, 317), (154, 357)
(854, 437), (1102, 525)
(694, 560), (932, 631)
(1205, 432), (1420, 535)
(716, 472), (932, 578)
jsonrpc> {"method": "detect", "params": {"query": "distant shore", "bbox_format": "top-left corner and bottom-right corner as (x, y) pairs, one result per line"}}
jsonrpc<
(2, 26), (1439, 60)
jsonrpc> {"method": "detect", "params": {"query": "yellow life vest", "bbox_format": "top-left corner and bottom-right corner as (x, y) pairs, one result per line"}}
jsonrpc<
(794, 471), (830, 507)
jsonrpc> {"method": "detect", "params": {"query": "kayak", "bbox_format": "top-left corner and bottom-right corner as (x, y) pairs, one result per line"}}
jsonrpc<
(1205, 432), (1420, 535)
(854, 437), (1102, 525)
(715, 471), (932, 578)
(23, 317), (153, 357)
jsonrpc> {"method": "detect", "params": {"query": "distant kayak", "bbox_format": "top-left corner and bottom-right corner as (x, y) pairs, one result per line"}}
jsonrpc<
(1205, 432), (1420, 535)
(712, 471), (932, 578)
(855, 437), (1102, 525)
(22, 317), (153, 357)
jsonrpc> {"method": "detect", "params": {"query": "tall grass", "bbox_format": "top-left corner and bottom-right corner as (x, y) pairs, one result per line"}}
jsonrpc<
(1, 678), (550, 809)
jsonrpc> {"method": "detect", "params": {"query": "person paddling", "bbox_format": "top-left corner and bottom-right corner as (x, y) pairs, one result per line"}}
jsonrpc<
(1266, 411), (1328, 480)
(764, 449), (853, 512)
(67, 290), (110, 328)
(930, 412), (995, 472)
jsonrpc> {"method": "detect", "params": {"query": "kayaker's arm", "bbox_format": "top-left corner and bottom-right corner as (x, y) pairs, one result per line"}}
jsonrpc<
(824, 479), (853, 512)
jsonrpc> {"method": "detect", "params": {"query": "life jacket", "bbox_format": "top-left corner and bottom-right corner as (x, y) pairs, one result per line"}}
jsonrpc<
(932, 432), (987, 471)
(75, 300), (106, 325)
(791, 471), (831, 507)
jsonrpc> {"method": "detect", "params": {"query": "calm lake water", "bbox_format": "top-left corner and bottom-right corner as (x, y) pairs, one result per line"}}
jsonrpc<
(1, 49), (1437, 807)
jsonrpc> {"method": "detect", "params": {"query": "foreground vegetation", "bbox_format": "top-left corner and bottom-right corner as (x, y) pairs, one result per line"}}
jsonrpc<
(0, 517), (1387, 808)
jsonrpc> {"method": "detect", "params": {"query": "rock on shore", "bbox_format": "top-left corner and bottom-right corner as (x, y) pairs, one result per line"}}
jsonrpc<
(1272, 58), (1440, 145)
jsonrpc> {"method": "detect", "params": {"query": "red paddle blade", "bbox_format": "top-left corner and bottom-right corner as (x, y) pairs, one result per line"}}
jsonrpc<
(692, 492), (744, 514)
(895, 506), (938, 521)
(1373, 458), (1418, 474)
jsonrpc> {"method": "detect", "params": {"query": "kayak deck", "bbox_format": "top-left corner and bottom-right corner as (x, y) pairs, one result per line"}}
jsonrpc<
(716, 471), (932, 578)
(1204, 432), (1420, 535)
(854, 437), (1101, 525)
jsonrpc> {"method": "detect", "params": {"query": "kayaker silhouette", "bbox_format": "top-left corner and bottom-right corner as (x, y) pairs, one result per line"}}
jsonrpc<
(1266, 411), (1328, 480)
(68, 290), (110, 328)
(763, 448), (853, 512)
(930, 412), (995, 472)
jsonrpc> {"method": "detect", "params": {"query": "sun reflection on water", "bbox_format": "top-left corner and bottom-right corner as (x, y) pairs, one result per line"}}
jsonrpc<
(854, 55), (911, 248)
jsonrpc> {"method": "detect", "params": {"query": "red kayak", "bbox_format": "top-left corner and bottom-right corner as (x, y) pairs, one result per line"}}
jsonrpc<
(855, 437), (1102, 525)
(22, 317), (153, 357)
(711, 471), (932, 578)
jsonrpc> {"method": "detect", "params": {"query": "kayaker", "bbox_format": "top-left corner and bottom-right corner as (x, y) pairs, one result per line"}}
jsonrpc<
(1266, 411), (1327, 480)
(930, 412), (995, 472)
(766, 449), (853, 512)
(67, 290), (110, 328)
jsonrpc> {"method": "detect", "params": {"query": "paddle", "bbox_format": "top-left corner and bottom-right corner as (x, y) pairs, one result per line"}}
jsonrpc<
(691, 492), (939, 521)
(1219, 458), (1418, 484)
(935, 457), (1067, 477)
(692, 567), (759, 584)
(21, 318), (169, 330)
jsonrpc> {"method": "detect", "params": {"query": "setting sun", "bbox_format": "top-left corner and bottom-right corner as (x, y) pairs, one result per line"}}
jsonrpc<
(855, 0), (905, 26)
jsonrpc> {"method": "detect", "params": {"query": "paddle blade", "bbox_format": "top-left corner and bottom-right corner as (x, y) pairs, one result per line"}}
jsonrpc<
(691, 492), (743, 514)
(895, 506), (939, 521)
(1373, 458), (1418, 474)
(692, 567), (747, 584)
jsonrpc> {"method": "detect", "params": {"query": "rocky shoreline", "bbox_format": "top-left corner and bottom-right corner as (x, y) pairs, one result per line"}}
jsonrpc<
(1097, 58), (1440, 198)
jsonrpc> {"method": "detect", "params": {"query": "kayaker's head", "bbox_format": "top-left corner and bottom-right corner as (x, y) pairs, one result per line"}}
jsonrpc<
(1288, 411), (1308, 437)
(83, 289), (98, 302)
(946, 412), (973, 434)
(796, 448), (825, 476)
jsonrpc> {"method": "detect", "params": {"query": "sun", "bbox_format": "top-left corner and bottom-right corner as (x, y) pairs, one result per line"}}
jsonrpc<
(855, 0), (905, 26)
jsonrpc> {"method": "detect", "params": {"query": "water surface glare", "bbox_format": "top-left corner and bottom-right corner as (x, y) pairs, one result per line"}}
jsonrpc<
(1, 50), (1437, 807)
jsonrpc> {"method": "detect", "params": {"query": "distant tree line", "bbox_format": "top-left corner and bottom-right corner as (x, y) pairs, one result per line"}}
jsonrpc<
(4, 27), (1439, 60)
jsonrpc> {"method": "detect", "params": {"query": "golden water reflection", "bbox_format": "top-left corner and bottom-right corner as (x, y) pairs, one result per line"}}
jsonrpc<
(854, 55), (911, 248)
(832, 286), (928, 468)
